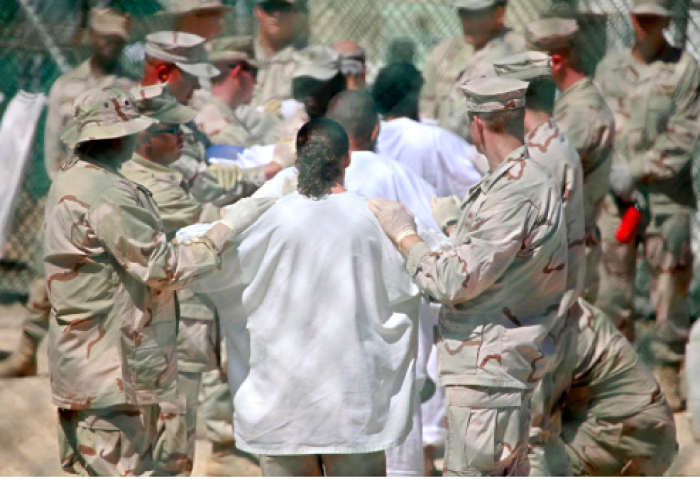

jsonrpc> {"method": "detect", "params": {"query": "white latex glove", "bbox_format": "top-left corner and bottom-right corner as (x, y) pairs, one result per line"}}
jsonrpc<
(208, 164), (243, 191)
(282, 174), (299, 195)
(367, 197), (417, 244)
(271, 138), (296, 169)
(176, 222), (217, 244)
(220, 197), (276, 235)
(431, 196), (461, 233)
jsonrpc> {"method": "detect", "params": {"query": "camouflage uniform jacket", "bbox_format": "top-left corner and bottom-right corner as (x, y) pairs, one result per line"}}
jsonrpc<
(170, 122), (266, 204)
(121, 154), (218, 372)
(553, 77), (615, 239)
(440, 29), (525, 139)
(251, 40), (298, 110)
(595, 46), (700, 219)
(526, 118), (586, 315)
(406, 146), (568, 389)
(44, 60), (134, 180)
(420, 36), (473, 123)
(44, 155), (232, 410)
(196, 93), (281, 147)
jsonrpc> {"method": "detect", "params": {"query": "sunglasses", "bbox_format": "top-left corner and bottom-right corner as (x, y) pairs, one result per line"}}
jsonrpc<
(150, 124), (181, 136)
(259, 2), (295, 14)
(241, 63), (258, 79)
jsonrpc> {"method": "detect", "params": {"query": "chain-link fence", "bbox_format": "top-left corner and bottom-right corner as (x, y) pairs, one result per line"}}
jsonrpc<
(0, 0), (699, 312)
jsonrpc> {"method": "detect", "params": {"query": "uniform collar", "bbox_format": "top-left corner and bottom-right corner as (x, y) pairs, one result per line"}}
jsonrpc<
(558, 76), (592, 102)
(478, 145), (529, 195)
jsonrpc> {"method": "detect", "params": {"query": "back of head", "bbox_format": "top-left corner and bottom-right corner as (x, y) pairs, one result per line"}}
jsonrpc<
(296, 119), (349, 198)
(292, 45), (345, 118)
(326, 90), (378, 146)
(372, 63), (423, 120)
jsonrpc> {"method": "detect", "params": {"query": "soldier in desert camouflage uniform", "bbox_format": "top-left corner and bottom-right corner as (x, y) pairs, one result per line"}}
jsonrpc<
(526, 17), (615, 299)
(120, 84), (216, 475)
(196, 36), (281, 148)
(420, 0), (524, 138)
(251, 0), (303, 111)
(0, 8), (134, 380)
(594, 0), (700, 410)
(44, 87), (274, 476)
(369, 77), (568, 476)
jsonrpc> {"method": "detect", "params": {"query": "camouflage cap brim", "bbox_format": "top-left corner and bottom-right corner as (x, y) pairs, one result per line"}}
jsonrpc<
(156, 5), (234, 17)
(62, 117), (156, 148)
(175, 60), (220, 78)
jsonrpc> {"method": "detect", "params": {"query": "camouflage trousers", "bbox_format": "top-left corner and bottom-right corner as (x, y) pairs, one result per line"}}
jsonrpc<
(23, 275), (51, 342)
(153, 370), (202, 476)
(443, 387), (531, 477)
(259, 451), (386, 476)
(561, 399), (677, 476)
(596, 200), (692, 362)
(58, 404), (160, 476)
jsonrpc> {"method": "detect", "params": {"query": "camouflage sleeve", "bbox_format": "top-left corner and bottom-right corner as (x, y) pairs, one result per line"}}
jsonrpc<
(630, 58), (700, 182)
(234, 105), (282, 146)
(405, 190), (531, 305)
(420, 45), (441, 121)
(44, 80), (66, 181)
(555, 103), (613, 179)
(148, 179), (202, 234)
(89, 185), (232, 291)
(170, 152), (227, 203)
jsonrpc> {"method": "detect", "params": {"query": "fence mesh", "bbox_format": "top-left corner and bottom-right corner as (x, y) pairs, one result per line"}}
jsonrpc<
(0, 0), (699, 322)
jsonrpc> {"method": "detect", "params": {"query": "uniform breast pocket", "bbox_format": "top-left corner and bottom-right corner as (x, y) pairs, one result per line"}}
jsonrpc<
(646, 86), (675, 137)
(123, 322), (176, 390)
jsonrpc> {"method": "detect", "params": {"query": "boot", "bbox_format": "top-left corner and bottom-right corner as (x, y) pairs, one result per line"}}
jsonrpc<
(0, 332), (38, 378)
(205, 441), (261, 477)
(654, 363), (685, 413)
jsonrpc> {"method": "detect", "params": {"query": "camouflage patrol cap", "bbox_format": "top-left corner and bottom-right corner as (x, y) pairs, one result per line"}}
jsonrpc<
(61, 88), (156, 148)
(207, 35), (257, 66)
(157, 0), (233, 16)
(525, 18), (578, 51)
(89, 8), (131, 40)
(453, 0), (506, 11)
(145, 31), (219, 78)
(132, 83), (196, 124)
(632, 0), (672, 17)
(460, 77), (528, 113)
(293, 45), (341, 81)
(494, 51), (552, 81)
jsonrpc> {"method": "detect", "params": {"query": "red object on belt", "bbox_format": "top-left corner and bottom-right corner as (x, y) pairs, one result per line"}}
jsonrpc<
(615, 205), (642, 243)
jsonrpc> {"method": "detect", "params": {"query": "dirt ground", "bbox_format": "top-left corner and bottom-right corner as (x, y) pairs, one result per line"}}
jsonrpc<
(0, 301), (698, 476)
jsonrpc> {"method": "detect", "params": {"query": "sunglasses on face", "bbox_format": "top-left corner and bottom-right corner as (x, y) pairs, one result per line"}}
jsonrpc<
(259, 2), (295, 14)
(242, 63), (258, 79)
(150, 124), (181, 136)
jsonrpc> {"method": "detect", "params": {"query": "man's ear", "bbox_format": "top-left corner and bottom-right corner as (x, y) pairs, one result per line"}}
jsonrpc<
(550, 53), (565, 75)
(342, 152), (351, 168)
(370, 122), (380, 143)
(231, 64), (244, 79)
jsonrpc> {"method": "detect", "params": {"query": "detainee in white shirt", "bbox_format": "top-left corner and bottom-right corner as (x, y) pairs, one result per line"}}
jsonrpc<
(189, 118), (420, 476)
(372, 62), (486, 198)
(254, 90), (460, 476)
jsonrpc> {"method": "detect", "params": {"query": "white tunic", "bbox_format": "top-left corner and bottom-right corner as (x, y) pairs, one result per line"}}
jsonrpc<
(191, 192), (420, 455)
(377, 117), (483, 198)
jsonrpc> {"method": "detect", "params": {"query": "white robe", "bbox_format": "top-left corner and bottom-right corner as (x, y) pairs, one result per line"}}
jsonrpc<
(376, 117), (483, 199)
(190, 192), (420, 455)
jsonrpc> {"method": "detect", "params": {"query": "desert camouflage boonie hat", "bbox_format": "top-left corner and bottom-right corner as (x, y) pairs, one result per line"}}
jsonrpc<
(132, 83), (196, 124)
(525, 17), (578, 51)
(207, 35), (257, 65)
(494, 51), (552, 82)
(146, 31), (219, 78)
(453, 0), (506, 11)
(460, 77), (528, 113)
(157, 0), (234, 16)
(632, 0), (672, 17)
(293, 45), (341, 81)
(89, 8), (131, 40)
(61, 88), (156, 148)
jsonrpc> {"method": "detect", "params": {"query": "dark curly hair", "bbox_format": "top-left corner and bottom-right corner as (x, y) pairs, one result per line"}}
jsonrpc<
(296, 119), (349, 199)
